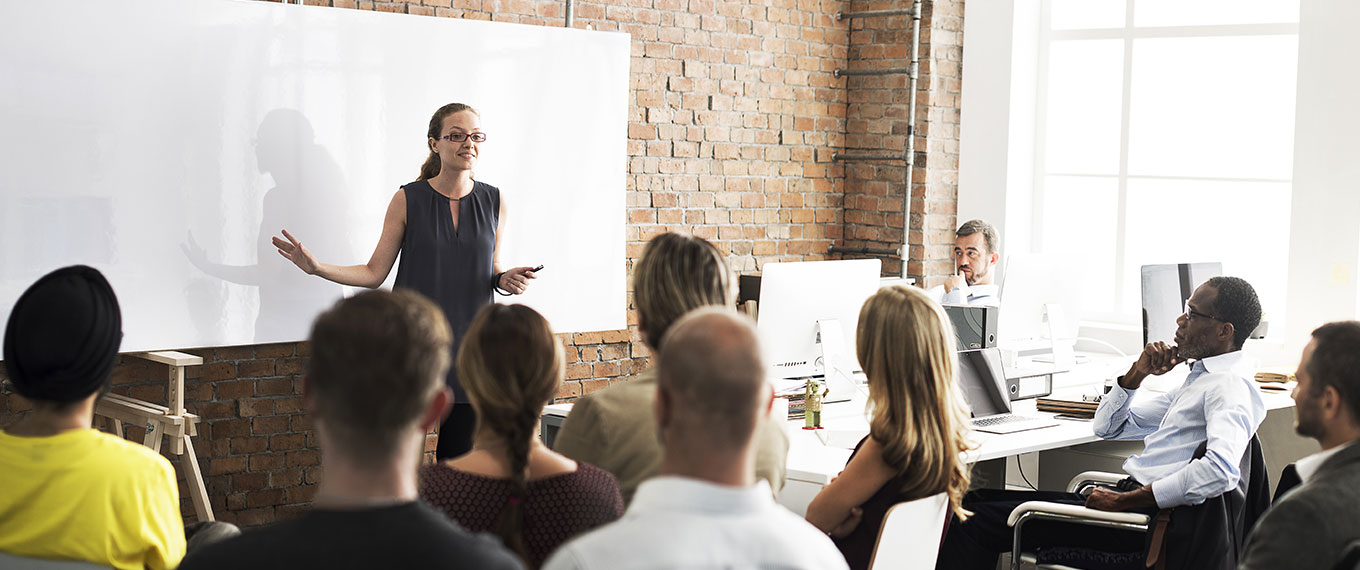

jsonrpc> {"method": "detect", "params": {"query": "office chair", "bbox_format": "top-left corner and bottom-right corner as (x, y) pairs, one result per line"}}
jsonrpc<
(1333, 539), (1360, 570)
(1006, 436), (1268, 570)
(868, 493), (951, 570)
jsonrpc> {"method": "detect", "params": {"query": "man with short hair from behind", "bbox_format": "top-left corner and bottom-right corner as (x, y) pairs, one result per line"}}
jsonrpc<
(1239, 321), (1360, 570)
(544, 309), (848, 570)
(0, 265), (186, 569)
(930, 219), (1001, 307)
(552, 232), (788, 504)
(179, 290), (522, 570)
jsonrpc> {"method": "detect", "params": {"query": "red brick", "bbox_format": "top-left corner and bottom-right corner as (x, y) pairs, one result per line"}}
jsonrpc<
(215, 347), (254, 361)
(209, 457), (247, 476)
(231, 472), (269, 492)
(251, 416), (290, 435)
(285, 485), (317, 505)
(247, 489), (286, 508)
(198, 363), (238, 382)
(273, 467), (305, 488)
(269, 434), (307, 452)
(211, 419), (251, 439)
(248, 453), (285, 472)
(238, 398), (274, 417)
(238, 360), (276, 378)
(256, 343), (295, 358)
(277, 358), (307, 376)
(229, 437), (268, 455)
(255, 377), (293, 396)
(216, 380), (254, 399)
(305, 466), (325, 485)
(286, 450), (321, 468)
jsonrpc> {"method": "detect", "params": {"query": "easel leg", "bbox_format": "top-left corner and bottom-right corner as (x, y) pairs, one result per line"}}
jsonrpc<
(180, 433), (214, 521)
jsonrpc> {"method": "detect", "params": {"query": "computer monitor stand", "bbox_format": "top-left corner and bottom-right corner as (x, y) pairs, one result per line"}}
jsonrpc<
(816, 319), (859, 404)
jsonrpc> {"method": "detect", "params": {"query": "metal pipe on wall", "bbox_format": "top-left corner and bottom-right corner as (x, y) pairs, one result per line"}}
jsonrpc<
(901, 0), (922, 279)
(833, 67), (912, 78)
(565, 0), (574, 27)
(831, 0), (923, 279)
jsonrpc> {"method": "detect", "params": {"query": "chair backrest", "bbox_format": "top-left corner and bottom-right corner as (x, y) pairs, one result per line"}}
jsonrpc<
(1332, 539), (1360, 570)
(868, 492), (951, 570)
(0, 552), (112, 570)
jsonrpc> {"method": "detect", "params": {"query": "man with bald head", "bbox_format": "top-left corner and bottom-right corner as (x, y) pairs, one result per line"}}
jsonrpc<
(544, 309), (847, 570)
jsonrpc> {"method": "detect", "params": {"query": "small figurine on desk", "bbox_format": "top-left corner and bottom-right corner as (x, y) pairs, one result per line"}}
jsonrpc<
(803, 378), (828, 430)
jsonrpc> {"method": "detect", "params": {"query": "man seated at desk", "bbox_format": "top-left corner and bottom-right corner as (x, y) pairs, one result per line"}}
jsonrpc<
(929, 219), (1001, 307)
(937, 276), (1265, 569)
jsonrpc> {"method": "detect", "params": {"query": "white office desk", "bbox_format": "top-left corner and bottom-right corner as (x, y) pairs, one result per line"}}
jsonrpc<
(540, 363), (1302, 517)
(778, 360), (1302, 516)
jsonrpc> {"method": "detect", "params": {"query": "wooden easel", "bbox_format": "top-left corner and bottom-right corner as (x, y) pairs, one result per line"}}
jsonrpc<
(95, 351), (212, 521)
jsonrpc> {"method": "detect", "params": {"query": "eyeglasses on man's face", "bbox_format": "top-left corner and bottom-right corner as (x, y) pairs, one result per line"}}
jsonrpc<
(1183, 300), (1221, 323)
(439, 132), (487, 143)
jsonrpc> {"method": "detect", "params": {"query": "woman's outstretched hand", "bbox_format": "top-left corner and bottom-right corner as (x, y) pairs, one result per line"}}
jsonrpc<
(272, 229), (319, 275)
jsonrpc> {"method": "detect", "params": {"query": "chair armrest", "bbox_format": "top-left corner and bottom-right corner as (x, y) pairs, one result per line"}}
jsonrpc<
(1007, 501), (1153, 527)
(1066, 470), (1128, 492)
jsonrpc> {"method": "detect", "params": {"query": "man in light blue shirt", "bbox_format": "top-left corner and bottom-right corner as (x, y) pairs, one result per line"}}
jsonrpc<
(1085, 276), (1266, 511)
(937, 276), (1264, 569)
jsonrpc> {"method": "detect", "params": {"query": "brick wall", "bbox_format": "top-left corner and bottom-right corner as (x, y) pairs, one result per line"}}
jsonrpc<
(0, 0), (964, 527)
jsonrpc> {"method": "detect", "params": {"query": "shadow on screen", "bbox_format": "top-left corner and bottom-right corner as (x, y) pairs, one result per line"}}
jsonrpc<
(181, 108), (351, 344)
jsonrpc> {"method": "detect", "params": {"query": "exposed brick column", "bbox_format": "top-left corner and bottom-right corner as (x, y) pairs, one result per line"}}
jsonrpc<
(839, 0), (912, 277)
(908, 0), (965, 287)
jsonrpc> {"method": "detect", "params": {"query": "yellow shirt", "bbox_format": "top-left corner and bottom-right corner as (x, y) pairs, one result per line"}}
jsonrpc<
(0, 428), (185, 569)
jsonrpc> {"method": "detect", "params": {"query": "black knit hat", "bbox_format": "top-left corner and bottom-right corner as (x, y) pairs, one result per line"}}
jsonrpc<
(3, 265), (123, 403)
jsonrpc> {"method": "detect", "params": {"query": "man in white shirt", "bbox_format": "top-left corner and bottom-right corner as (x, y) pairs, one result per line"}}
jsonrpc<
(930, 219), (1001, 307)
(544, 308), (847, 570)
(1240, 321), (1360, 570)
(938, 276), (1266, 569)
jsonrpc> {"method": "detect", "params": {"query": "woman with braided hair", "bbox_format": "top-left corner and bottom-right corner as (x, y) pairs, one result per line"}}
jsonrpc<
(418, 304), (622, 568)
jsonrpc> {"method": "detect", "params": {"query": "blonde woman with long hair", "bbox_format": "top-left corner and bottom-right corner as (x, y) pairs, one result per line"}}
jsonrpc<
(805, 285), (975, 570)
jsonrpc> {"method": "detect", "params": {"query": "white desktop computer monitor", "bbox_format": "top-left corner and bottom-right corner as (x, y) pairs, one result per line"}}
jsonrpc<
(1141, 262), (1222, 346)
(756, 259), (882, 382)
(997, 253), (1083, 350)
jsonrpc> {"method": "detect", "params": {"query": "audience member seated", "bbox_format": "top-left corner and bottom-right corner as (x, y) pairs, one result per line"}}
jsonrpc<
(1241, 321), (1360, 570)
(0, 266), (187, 569)
(806, 285), (975, 570)
(928, 219), (1001, 307)
(938, 276), (1265, 569)
(179, 290), (523, 570)
(552, 232), (788, 504)
(419, 303), (623, 568)
(543, 309), (847, 570)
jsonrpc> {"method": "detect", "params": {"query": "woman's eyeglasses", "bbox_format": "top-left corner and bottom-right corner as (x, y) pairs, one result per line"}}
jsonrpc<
(439, 132), (487, 143)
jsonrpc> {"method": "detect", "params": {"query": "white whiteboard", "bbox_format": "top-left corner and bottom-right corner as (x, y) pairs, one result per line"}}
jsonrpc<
(0, 0), (629, 351)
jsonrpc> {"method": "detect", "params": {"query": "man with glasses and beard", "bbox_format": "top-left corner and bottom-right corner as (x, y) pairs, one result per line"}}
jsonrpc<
(937, 276), (1266, 569)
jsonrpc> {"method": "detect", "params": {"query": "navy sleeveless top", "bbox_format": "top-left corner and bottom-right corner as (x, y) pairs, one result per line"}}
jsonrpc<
(394, 179), (499, 402)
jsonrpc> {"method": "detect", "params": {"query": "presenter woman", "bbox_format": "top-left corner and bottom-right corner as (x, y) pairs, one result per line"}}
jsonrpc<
(805, 286), (974, 570)
(273, 103), (537, 459)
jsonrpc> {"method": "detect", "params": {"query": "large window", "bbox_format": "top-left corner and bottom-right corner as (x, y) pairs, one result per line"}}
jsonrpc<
(1032, 0), (1298, 331)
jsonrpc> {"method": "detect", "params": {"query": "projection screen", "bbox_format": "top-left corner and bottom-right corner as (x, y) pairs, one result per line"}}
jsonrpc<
(0, 0), (630, 352)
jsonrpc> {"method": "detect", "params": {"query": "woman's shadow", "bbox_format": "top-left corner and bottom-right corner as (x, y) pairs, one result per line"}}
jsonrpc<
(183, 109), (352, 343)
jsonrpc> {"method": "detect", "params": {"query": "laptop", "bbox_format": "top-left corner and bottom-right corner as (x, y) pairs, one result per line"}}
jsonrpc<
(958, 348), (1059, 434)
